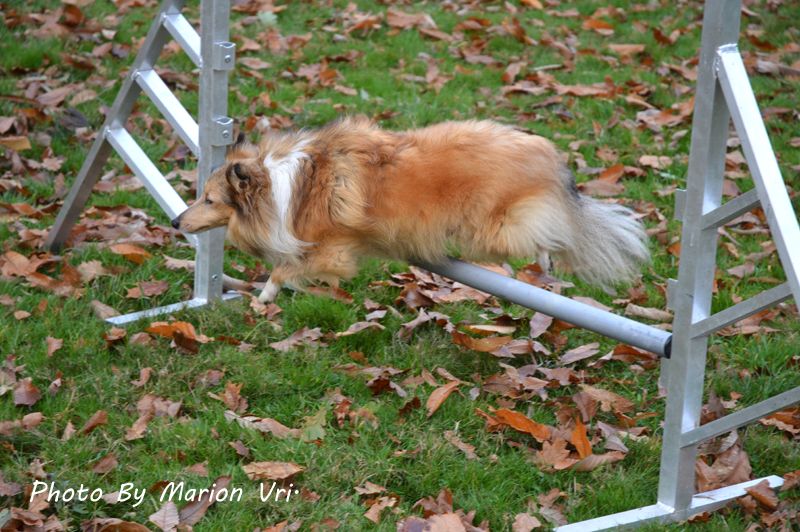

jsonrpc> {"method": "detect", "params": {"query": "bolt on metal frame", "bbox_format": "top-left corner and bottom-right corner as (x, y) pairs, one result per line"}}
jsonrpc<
(555, 0), (799, 529)
(45, 0), (239, 325)
(45, 0), (798, 527)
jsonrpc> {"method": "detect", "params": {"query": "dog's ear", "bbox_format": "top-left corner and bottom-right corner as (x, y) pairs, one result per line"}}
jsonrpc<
(227, 127), (247, 154)
(226, 162), (250, 192)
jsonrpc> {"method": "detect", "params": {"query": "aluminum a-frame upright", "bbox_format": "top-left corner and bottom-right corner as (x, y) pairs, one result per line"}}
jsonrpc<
(45, 0), (239, 324)
(556, 0), (800, 528)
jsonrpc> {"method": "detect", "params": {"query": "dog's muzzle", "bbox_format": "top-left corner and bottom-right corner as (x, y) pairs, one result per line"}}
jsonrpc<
(171, 216), (181, 229)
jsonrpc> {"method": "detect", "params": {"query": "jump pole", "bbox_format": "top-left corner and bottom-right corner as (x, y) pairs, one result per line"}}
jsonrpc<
(419, 259), (672, 357)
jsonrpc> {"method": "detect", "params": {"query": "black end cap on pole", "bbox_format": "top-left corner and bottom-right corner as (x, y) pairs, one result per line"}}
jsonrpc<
(662, 335), (672, 359)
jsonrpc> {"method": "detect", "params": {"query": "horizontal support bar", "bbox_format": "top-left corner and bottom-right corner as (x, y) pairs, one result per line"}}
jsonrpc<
(557, 476), (784, 531)
(701, 188), (760, 229)
(162, 12), (202, 68)
(418, 258), (672, 357)
(681, 386), (800, 447)
(106, 292), (241, 326)
(105, 127), (198, 247)
(691, 282), (792, 338)
(134, 69), (199, 156)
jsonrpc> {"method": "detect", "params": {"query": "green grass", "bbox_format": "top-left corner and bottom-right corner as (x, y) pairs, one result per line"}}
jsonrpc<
(1, 0), (799, 530)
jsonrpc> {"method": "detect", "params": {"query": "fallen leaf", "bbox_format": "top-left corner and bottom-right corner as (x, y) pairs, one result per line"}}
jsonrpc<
(91, 300), (120, 319)
(45, 337), (63, 357)
(744, 479), (778, 510)
(127, 280), (169, 298)
(364, 495), (398, 524)
(451, 331), (513, 352)
(494, 408), (551, 442)
(444, 430), (478, 459)
(14, 378), (41, 406)
(571, 418), (592, 459)
(179, 476), (232, 526)
(512, 513), (542, 531)
(624, 304), (672, 322)
(579, 385), (634, 414)
(109, 243), (151, 264)
(131, 367), (152, 387)
(92, 453), (118, 474)
(559, 342), (600, 365)
(80, 410), (108, 434)
(242, 461), (304, 481)
(149, 501), (180, 532)
(269, 326), (324, 352)
(572, 451), (626, 472)
(426, 380), (460, 417)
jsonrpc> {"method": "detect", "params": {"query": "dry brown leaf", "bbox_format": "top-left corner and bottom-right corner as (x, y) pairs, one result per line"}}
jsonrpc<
(494, 408), (551, 442)
(743, 479), (778, 510)
(13, 378), (41, 406)
(127, 280), (169, 298)
(80, 409), (108, 434)
(512, 513), (542, 531)
(131, 367), (152, 387)
(149, 500), (180, 532)
(571, 451), (626, 472)
(179, 476), (232, 526)
(91, 299), (120, 320)
(224, 410), (301, 439)
(443, 430), (478, 460)
(559, 342), (600, 365)
(451, 331), (513, 352)
(269, 326), (324, 352)
(109, 243), (151, 264)
(624, 304), (672, 322)
(92, 453), (118, 474)
(364, 495), (398, 524)
(45, 336), (63, 357)
(242, 461), (304, 481)
(579, 385), (634, 414)
(125, 413), (153, 441)
(426, 380), (460, 417)
(536, 439), (577, 470)
(571, 418), (592, 459)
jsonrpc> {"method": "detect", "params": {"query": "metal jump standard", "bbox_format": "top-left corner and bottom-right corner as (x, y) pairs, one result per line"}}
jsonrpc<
(45, 0), (239, 324)
(46, 0), (799, 529)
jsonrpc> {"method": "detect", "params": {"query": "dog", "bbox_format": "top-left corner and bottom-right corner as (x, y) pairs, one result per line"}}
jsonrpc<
(172, 117), (649, 302)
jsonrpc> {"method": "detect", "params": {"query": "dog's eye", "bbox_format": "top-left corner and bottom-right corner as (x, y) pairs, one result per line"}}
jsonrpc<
(205, 198), (213, 205)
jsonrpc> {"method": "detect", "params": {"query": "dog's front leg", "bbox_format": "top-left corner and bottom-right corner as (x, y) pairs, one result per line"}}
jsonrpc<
(258, 278), (282, 303)
(258, 265), (291, 303)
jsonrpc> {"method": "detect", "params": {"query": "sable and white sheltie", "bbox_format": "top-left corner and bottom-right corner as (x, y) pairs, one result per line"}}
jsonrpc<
(172, 118), (649, 302)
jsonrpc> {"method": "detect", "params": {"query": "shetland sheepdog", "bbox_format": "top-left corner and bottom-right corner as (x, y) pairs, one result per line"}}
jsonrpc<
(172, 117), (649, 302)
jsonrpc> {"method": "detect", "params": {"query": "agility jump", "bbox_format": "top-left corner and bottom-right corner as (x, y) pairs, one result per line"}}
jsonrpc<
(46, 0), (799, 529)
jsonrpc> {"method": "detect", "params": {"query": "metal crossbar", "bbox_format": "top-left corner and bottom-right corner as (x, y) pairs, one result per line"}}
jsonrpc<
(419, 259), (672, 357)
(45, 0), (237, 323)
(46, 0), (798, 528)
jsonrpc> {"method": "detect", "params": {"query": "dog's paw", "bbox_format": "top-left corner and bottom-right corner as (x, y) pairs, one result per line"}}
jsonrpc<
(258, 280), (280, 303)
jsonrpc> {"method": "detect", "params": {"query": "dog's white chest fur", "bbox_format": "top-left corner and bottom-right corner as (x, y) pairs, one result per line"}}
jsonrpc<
(261, 141), (309, 260)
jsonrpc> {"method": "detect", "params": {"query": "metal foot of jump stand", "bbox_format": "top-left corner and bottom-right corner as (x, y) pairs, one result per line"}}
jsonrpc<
(45, 0), (239, 324)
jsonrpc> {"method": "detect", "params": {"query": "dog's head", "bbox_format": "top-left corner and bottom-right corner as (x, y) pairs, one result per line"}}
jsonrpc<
(171, 134), (267, 234)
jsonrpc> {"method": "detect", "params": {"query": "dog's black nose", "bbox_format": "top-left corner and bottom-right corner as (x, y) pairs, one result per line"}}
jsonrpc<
(171, 217), (180, 229)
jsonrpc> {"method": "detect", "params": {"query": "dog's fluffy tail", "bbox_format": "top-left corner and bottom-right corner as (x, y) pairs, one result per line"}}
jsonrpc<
(556, 194), (649, 287)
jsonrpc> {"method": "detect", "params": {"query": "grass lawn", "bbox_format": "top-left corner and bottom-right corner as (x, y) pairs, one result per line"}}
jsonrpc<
(1, 0), (799, 530)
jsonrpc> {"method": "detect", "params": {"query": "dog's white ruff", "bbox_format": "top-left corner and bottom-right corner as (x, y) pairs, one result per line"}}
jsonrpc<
(262, 141), (308, 258)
